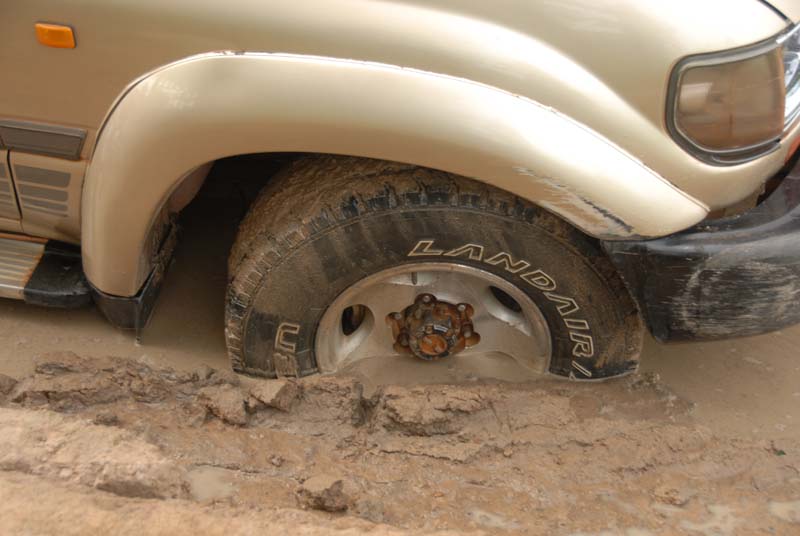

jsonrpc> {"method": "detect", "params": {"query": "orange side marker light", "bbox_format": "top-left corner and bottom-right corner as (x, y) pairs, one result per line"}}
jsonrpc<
(35, 23), (76, 49)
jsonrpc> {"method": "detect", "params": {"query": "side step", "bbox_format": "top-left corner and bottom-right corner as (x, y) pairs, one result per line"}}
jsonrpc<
(0, 234), (91, 308)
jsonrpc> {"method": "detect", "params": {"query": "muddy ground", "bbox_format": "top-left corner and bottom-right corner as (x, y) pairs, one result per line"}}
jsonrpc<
(0, 352), (797, 535)
(0, 181), (798, 535)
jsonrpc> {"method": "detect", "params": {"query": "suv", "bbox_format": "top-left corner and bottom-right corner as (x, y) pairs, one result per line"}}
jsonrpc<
(2, 0), (799, 381)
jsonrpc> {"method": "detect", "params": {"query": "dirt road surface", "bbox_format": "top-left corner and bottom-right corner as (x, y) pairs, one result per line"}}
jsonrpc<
(0, 187), (798, 535)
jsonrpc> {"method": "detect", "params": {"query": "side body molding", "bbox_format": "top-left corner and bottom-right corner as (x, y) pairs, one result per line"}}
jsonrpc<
(82, 53), (708, 297)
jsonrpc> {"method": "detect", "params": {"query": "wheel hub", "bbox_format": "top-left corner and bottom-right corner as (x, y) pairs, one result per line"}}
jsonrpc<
(386, 293), (481, 361)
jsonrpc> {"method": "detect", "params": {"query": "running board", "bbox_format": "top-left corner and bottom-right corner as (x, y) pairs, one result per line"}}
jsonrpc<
(0, 234), (91, 308)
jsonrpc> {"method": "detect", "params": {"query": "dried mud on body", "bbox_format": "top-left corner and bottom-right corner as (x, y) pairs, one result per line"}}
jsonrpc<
(0, 352), (797, 535)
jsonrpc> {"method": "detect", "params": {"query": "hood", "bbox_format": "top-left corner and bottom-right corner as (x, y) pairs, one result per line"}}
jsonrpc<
(763, 0), (800, 21)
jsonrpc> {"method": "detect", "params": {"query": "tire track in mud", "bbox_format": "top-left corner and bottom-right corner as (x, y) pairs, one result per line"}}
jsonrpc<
(0, 352), (798, 535)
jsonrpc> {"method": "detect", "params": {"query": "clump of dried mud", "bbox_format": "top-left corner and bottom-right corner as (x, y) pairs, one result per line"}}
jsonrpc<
(0, 352), (797, 535)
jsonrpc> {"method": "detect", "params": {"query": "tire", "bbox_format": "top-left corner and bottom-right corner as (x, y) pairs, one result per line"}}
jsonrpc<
(225, 156), (643, 380)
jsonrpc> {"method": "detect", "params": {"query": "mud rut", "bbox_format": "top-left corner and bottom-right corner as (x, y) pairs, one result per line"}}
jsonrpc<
(0, 352), (797, 535)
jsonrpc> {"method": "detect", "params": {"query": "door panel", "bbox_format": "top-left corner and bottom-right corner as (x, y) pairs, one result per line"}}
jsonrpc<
(0, 150), (21, 222)
(9, 152), (84, 244)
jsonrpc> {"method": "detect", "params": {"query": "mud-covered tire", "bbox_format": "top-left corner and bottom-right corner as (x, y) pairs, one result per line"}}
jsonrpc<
(225, 156), (642, 380)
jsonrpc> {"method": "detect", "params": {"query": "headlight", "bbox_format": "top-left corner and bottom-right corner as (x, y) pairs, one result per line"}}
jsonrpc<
(783, 27), (800, 124)
(668, 25), (800, 165)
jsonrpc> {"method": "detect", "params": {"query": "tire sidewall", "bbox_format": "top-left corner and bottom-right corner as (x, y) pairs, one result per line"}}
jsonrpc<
(238, 208), (637, 380)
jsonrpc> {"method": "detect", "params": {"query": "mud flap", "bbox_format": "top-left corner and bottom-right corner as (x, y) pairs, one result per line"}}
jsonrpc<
(91, 225), (179, 337)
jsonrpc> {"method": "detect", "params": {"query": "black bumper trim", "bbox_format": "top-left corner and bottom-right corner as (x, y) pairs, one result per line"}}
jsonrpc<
(603, 158), (800, 342)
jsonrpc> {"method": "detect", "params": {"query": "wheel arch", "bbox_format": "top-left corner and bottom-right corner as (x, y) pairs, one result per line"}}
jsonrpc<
(82, 52), (708, 297)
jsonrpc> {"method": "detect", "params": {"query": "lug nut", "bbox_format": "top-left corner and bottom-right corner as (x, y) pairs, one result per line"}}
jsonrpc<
(393, 312), (403, 320)
(457, 303), (466, 312)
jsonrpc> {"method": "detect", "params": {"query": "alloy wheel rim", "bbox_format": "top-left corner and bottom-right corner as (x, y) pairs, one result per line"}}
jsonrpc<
(314, 262), (552, 374)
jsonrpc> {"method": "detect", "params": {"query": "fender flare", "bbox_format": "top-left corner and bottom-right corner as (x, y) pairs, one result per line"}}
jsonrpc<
(82, 52), (708, 297)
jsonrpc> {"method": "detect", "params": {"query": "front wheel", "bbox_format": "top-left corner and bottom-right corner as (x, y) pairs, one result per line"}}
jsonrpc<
(225, 156), (642, 381)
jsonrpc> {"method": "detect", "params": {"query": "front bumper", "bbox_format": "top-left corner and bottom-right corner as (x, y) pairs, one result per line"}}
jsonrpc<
(603, 156), (800, 342)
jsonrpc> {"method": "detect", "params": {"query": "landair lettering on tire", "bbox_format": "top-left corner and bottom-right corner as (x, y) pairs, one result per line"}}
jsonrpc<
(226, 156), (643, 382)
(409, 239), (597, 378)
